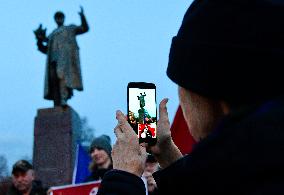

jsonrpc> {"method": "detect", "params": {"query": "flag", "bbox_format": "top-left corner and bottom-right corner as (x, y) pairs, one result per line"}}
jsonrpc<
(170, 105), (196, 155)
(72, 143), (92, 184)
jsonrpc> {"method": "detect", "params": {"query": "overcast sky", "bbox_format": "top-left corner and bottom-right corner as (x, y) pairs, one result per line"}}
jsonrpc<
(0, 0), (193, 171)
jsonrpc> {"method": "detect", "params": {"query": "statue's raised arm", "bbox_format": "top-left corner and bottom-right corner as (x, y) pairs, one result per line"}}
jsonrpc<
(75, 6), (89, 35)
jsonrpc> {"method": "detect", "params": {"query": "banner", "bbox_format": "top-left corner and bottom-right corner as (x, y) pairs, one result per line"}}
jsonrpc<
(50, 181), (101, 195)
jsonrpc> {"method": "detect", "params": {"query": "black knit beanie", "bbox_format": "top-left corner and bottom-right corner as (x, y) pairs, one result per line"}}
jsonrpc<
(90, 135), (112, 157)
(167, 0), (284, 104)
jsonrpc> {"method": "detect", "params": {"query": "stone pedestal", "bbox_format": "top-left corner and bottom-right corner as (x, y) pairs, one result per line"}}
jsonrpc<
(33, 106), (81, 188)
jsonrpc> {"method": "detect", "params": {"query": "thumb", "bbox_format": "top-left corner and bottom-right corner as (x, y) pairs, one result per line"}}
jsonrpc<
(159, 98), (169, 121)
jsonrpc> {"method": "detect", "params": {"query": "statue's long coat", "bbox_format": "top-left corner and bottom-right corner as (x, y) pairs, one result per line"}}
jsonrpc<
(44, 25), (83, 100)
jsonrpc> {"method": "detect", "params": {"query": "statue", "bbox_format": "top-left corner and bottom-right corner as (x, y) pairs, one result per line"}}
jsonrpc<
(34, 6), (89, 106)
(137, 92), (146, 108)
(137, 92), (147, 124)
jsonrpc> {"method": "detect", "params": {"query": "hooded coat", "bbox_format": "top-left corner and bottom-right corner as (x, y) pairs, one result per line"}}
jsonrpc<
(44, 25), (83, 100)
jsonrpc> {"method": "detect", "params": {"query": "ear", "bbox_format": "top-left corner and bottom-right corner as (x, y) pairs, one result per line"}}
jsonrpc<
(220, 101), (230, 115)
(30, 170), (36, 179)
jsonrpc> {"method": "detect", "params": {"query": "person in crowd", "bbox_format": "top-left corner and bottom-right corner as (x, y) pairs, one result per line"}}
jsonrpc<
(84, 135), (113, 182)
(142, 154), (159, 195)
(6, 160), (46, 195)
(0, 177), (12, 195)
(96, 0), (284, 194)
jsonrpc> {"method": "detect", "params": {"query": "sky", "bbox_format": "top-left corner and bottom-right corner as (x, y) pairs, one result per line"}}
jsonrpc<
(0, 0), (193, 172)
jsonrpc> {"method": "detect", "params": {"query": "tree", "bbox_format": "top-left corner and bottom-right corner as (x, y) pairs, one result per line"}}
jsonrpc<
(0, 155), (8, 180)
(20, 155), (32, 164)
(78, 117), (95, 147)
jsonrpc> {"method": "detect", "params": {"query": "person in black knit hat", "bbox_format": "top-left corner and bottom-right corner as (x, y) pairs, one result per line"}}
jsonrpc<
(84, 135), (113, 182)
(97, 1), (284, 194)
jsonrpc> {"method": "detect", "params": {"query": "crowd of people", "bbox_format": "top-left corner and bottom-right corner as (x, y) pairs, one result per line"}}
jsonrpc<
(2, 0), (284, 194)
(0, 134), (159, 195)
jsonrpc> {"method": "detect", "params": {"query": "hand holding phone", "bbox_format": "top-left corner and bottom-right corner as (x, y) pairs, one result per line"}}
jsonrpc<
(127, 82), (157, 146)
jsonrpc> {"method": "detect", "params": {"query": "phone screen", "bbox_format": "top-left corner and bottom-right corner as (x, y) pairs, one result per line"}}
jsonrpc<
(127, 82), (157, 145)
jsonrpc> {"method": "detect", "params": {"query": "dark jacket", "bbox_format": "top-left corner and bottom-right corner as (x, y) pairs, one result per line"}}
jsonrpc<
(6, 180), (46, 195)
(97, 96), (284, 194)
(97, 170), (146, 195)
(84, 165), (113, 182)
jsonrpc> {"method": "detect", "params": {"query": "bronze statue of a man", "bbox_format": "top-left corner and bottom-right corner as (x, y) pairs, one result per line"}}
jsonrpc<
(34, 7), (89, 106)
(137, 92), (146, 108)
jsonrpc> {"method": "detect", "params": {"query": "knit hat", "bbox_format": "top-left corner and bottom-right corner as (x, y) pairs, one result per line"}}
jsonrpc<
(12, 160), (33, 174)
(167, 0), (284, 104)
(90, 135), (112, 157)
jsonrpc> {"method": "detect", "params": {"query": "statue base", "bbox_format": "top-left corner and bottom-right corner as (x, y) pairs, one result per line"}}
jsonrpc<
(33, 106), (81, 188)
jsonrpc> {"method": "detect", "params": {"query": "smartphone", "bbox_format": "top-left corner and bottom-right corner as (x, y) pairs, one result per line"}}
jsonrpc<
(127, 82), (157, 146)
